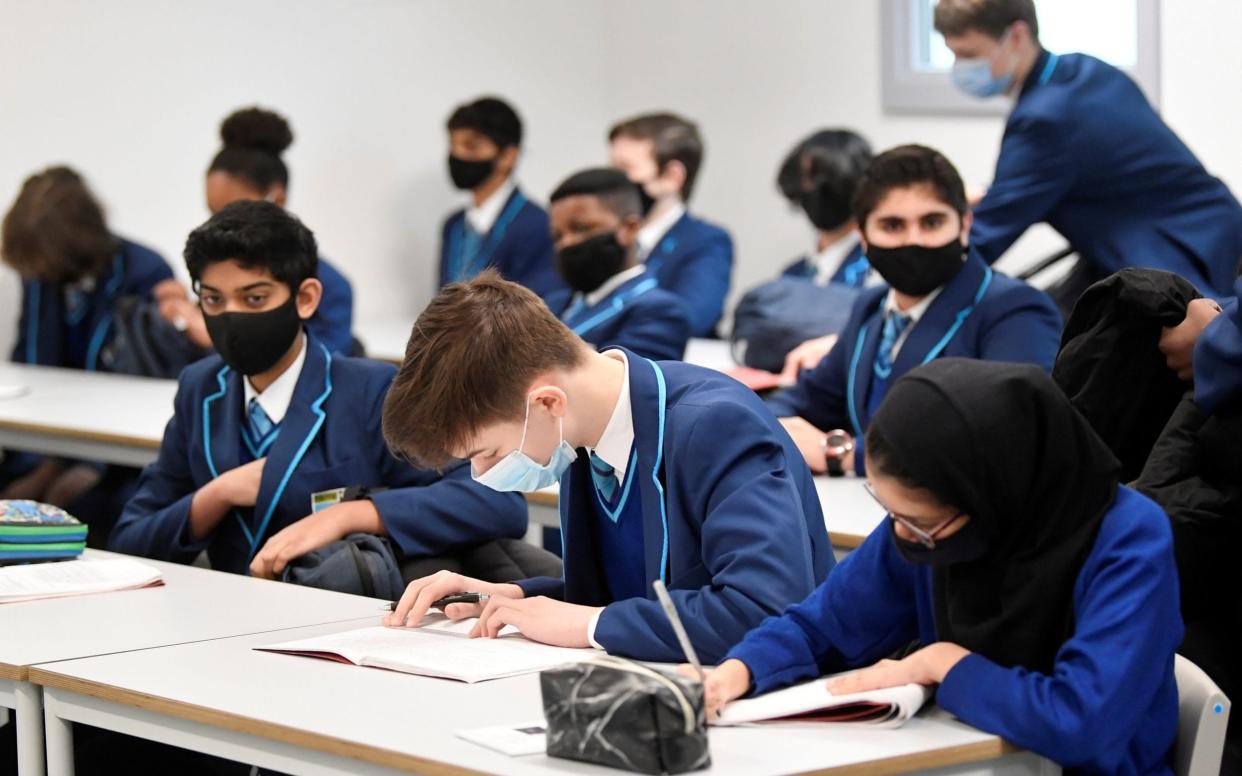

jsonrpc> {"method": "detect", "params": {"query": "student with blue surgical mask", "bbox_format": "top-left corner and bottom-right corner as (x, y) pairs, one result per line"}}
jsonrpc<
(381, 271), (833, 664)
(770, 145), (1061, 477)
(935, 0), (1242, 313)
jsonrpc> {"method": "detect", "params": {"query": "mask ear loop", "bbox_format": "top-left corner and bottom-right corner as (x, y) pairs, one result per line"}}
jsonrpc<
(518, 390), (565, 459)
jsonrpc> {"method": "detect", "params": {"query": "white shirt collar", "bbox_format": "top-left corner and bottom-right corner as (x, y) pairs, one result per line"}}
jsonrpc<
(636, 202), (686, 259)
(811, 232), (862, 285)
(587, 349), (634, 482)
(882, 285), (945, 358)
(465, 178), (516, 234)
(583, 264), (647, 308)
(243, 333), (307, 426)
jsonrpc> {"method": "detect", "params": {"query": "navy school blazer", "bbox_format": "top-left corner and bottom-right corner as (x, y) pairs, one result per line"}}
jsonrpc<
(780, 242), (872, 288)
(644, 212), (734, 337)
(309, 256), (354, 355)
(1195, 274), (1242, 414)
(12, 237), (173, 370)
(546, 269), (692, 361)
(109, 333), (528, 573)
(971, 51), (1242, 299)
(515, 349), (835, 663)
(438, 187), (565, 302)
(767, 252), (1063, 471)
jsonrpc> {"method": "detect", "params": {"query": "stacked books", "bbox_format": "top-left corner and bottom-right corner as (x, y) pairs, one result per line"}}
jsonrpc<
(1, 500), (89, 563)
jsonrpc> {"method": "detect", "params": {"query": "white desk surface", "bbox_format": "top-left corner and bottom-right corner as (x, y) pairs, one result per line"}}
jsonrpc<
(527, 476), (884, 550)
(0, 362), (175, 467)
(0, 550), (383, 679)
(32, 619), (1038, 776)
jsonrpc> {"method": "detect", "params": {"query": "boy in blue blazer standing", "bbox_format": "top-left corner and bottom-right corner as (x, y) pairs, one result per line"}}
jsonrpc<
(543, 168), (691, 361)
(110, 201), (527, 576)
(383, 271), (834, 663)
(438, 96), (563, 302)
(935, 0), (1242, 309)
(609, 113), (733, 337)
(770, 145), (1062, 477)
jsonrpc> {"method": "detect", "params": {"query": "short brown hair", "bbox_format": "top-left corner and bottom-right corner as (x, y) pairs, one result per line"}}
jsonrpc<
(2, 166), (117, 282)
(608, 112), (705, 200)
(852, 145), (967, 227)
(933, 0), (1039, 40)
(382, 270), (588, 468)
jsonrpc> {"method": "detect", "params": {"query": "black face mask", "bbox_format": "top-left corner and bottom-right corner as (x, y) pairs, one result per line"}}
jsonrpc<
(633, 181), (657, 218)
(866, 237), (965, 296)
(555, 231), (630, 294)
(800, 188), (850, 232)
(447, 154), (495, 190)
(204, 294), (303, 376)
(891, 518), (989, 567)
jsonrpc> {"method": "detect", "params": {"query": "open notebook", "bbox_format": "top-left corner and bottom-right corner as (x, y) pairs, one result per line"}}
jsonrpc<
(717, 677), (932, 728)
(257, 618), (593, 683)
(0, 557), (163, 603)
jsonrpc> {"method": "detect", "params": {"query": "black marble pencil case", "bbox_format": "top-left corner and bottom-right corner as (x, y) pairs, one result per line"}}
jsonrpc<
(541, 655), (711, 774)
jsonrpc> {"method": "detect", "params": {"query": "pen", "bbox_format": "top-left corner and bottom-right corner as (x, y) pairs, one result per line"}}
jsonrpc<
(384, 592), (491, 611)
(652, 579), (704, 682)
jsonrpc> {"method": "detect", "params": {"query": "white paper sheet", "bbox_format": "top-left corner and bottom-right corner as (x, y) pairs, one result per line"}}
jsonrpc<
(0, 558), (162, 603)
(717, 676), (931, 728)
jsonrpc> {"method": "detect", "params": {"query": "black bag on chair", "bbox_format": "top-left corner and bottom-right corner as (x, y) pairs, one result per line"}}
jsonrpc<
(104, 296), (212, 379)
(730, 278), (860, 372)
(281, 533), (404, 599)
(542, 656), (710, 774)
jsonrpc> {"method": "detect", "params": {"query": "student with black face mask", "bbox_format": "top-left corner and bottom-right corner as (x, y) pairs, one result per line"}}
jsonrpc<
(543, 168), (691, 361)
(110, 201), (528, 576)
(768, 145), (1061, 477)
(695, 359), (1183, 776)
(437, 96), (563, 302)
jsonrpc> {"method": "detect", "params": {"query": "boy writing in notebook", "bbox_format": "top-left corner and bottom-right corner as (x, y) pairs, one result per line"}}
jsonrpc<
(543, 168), (691, 361)
(110, 201), (527, 576)
(608, 112), (733, 337)
(438, 96), (563, 302)
(382, 271), (834, 663)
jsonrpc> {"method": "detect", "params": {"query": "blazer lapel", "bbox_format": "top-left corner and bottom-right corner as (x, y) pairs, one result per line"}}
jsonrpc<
(625, 349), (671, 590)
(847, 301), (887, 436)
(247, 340), (334, 558)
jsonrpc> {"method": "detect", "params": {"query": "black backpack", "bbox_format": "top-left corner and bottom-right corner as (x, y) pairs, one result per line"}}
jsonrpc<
(104, 296), (212, 378)
(281, 532), (405, 599)
(730, 278), (861, 372)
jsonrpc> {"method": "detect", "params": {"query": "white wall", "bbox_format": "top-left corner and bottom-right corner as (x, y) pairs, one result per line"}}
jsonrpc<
(2, 0), (1240, 355)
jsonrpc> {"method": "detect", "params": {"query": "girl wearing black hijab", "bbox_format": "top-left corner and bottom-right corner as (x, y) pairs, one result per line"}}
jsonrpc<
(701, 359), (1182, 774)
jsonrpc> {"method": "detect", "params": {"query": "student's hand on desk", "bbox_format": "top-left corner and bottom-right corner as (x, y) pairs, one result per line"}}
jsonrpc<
(1159, 298), (1224, 380)
(677, 659), (752, 722)
(385, 570), (524, 628)
(779, 335), (838, 384)
(250, 500), (384, 579)
(827, 643), (970, 695)
(780, 417), (830, 474)
(471, 596), (601, 648)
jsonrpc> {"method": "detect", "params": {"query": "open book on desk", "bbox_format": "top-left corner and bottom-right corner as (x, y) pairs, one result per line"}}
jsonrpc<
(0, 557), (163, 603)
(257, 617), (593, 683)
(717, 677), (931, 728)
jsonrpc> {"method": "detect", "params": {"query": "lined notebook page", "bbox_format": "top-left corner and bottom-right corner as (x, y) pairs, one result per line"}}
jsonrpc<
(0, 558), (163, 603)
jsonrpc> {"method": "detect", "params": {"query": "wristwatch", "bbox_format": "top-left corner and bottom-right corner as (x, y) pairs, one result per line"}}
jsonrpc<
(821, 430), (854, 478)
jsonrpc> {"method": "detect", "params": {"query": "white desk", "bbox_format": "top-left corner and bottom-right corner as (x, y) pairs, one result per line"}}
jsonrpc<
(526, 476), (884, 551)
(356, 320), (412, 366)
(1, 550), (384, 776)
(683, 337), (737, 372)
(32, 619), (1054, 776)
(0, 363), (174, 468)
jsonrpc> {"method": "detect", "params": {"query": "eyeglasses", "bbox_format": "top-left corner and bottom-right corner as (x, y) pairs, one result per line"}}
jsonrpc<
(863, 481), (964, 549)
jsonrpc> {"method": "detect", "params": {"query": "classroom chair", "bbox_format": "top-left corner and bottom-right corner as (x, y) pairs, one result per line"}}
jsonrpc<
(1174, 654), (1232, 776)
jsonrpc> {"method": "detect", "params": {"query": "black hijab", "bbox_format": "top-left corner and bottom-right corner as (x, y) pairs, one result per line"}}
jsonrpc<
(868, 358), (1121, 674)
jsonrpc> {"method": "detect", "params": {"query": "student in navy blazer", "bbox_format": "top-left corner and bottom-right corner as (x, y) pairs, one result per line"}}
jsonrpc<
(199, 106), (355, 354)
(543, 168), (691, 362)
(770, 146), (1061, 477)
(438, 96), (563, 301)
(383, 272), (834, 664)
(610, 113), (734, 337)
(110, 202), (526, 576)
(706, 361), (1181, 776)
(936, 3), (1242, 309)
(1, 166), (174, 520)
(1158, 273), (1242, 414)
(775, 129), (874, 289)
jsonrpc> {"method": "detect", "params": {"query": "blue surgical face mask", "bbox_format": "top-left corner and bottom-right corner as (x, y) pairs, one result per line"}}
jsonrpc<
(471, 392), (578, 492)
(951, 30), (1016, 98)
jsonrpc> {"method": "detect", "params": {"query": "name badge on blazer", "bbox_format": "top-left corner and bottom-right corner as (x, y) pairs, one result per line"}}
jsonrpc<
(311, 485), (389, 514)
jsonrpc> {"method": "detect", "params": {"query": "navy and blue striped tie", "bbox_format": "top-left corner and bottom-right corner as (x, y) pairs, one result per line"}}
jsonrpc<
(873, 312), (913, 380)
(589, 452), (619, 506)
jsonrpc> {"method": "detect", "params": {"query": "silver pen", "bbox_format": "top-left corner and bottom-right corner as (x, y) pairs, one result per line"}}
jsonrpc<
(652, 579), (704, 682)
